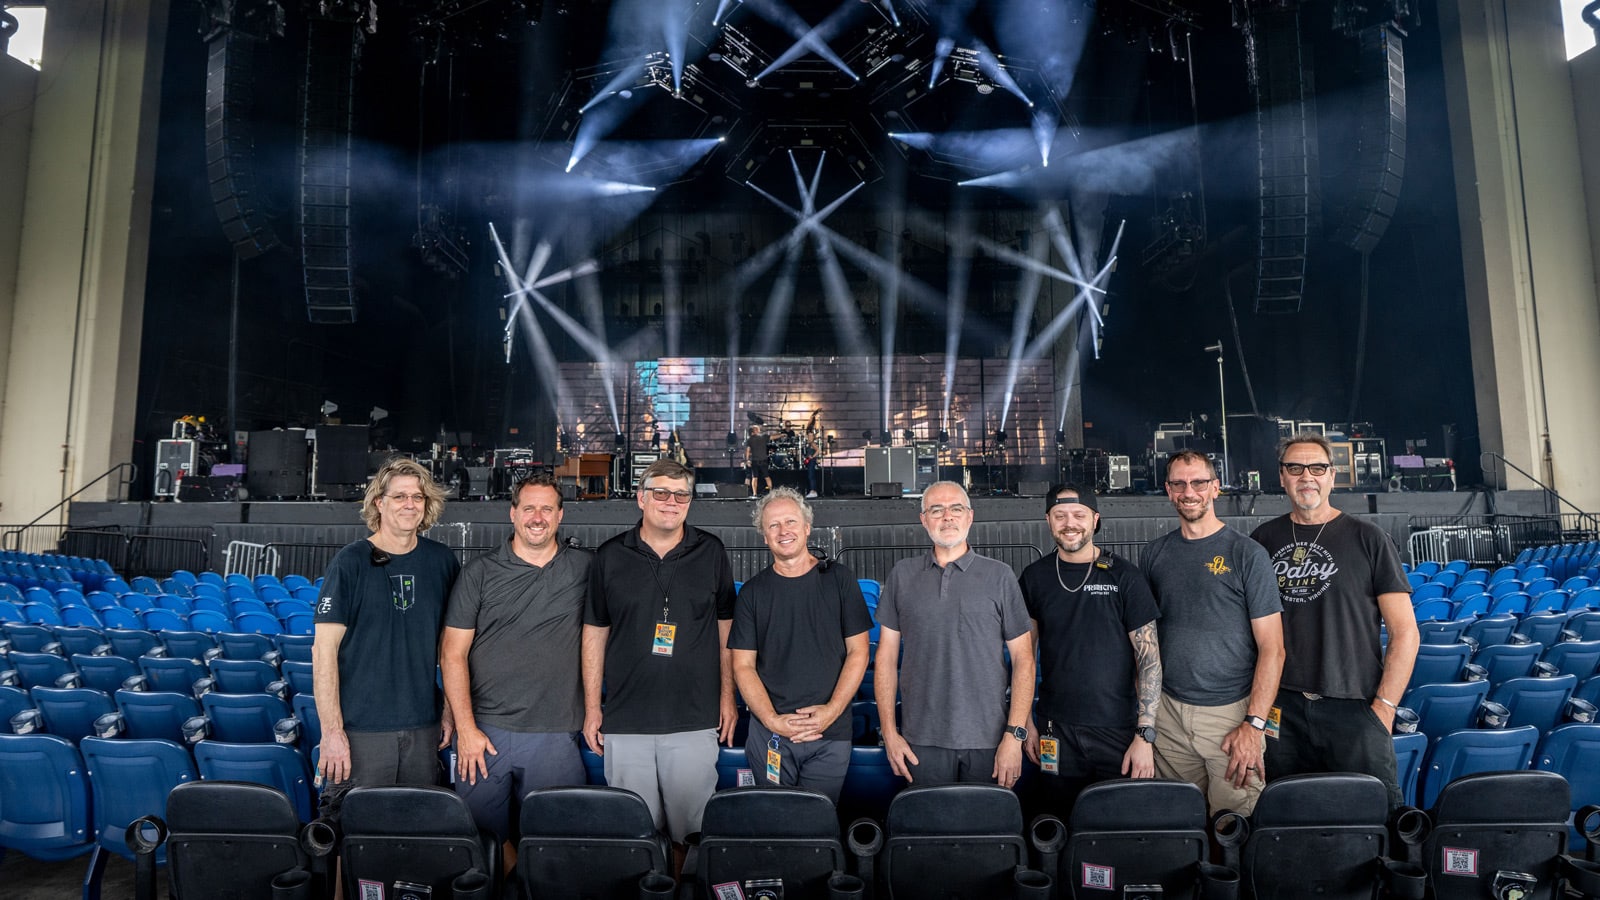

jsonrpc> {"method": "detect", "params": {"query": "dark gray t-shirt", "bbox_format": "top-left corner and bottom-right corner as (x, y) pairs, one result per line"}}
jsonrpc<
(877, 549), (1031, 750)
(445, 540), (590, 732)
(1142, 524), (1282, 706)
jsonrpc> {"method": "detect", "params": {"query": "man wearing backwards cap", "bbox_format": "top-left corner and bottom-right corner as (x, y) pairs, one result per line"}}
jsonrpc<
(1018, 483), (1162, 816)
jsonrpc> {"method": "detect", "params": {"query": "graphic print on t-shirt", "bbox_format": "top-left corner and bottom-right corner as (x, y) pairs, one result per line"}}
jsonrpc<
(390, 574), (416, 611)
(1267, 540), (1340, 604)
(1205, 555), (1231, 575)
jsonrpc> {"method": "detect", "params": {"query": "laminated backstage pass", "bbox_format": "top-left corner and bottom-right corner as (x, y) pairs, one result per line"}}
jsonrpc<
(652, 621), (676, 657)
(766, 735), (782, 784)
(1039, 737), (1060, 774)
(1265, 706), (1282, 740)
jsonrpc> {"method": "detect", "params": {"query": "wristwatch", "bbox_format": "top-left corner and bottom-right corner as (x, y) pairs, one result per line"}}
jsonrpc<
(1245, 715), (1269, 732)
(1008, 725), (1028, 742)
(1135, 725), (1157, 745)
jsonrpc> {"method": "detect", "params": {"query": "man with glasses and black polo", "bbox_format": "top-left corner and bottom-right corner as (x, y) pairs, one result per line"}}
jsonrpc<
(314, 457), (462, 812)
(1250, 433), (1417, 808)
(582, 459), (738, 875)
(1143, 451), (1284, 816)
(875, 480), (1035, 787)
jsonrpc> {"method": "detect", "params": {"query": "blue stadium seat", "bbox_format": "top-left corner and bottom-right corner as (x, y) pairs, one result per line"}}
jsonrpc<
(280, 660), (314, 697)
(207, 658), (280, 695)
(21, 603), (63, 626)
(273, 633), (314, 663)
(1488, 674), (1578, 733)
(0, 684), (34, 734)
(1526, 577), (1560, 598)
(838, 745), (907, 824)
(197, 572), (227, 590)
(580, 745), (605, 786)
(99, 607), (142, 630)
(193, 740), (316, 821)
(154, 594), (193, 615)
(200, 691), (292, 743)
(1569, 611), (1600, 642)
(1449, 581), (1486, 602)
(116, 690), (200, 743)
(82, 591), (118, 612)
(3, 621), (55, 651)
(10, 650), (76, 690)
(1452, 594), (1491, 621)
(52, 625), (107, 657)
(1412, 582), (1447, 603)
(130, 576), (162, 595)
(1400, 680), (1491, 738)
(137, 655), (206, 695)
(228, 596), (271, 616)
(31, 687), (117, 742)
(258, 584), (291, 603)
(72, 654), (138, 695)
(216, 632), (275, 660)
(271, 598), (314, 619)
(1529, 590), (1572, 616)
(1488, 592), (1531, 617)
(1393, 732), (1428, 808)
(103, 628), (161, 659)
(190, 583), (226, 604)
(714, 745), (749, 791)
(1544, 640), (1600, 681)
(0, 599), (25, 624)
(292, 585), (319, 605)
(290, 692), (320, 757)
(1419, 725), (1540, 809)
(1473, 642), (1541, 686)
(1412, 599), (1454, 622)
(79, 736), (196, 876)
(168, 570), (199, 590)
(1532, 722), (1600, 846)
(0, 732), (96, 860)
(58, 606), (103, 629)
(140, 608), (189, 632)
(117, 593), (154, 614)
(231, 611), (284, 636)
(160, 630), (218, 661)
(1408, 643), (1471, 692)
(1516, 612), (1569, 649)
(1419, 619), (1471, 646)
(185, 609), (230, 634)
(282, 612), (313, 635)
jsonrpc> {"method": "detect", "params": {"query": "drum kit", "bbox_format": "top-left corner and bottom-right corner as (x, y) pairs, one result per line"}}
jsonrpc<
(749, 409), (822, 471)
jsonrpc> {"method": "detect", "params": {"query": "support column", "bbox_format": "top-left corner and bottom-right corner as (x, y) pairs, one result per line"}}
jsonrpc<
(0, 0), (168, 524)
(1437, 0), (1600, 507)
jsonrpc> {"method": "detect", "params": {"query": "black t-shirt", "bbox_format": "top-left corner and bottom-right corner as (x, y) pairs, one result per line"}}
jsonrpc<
(585, 524), (737, 734)
(1020, 551), (1160, 730)
(727, 562), (874, 742)
(1251, 513), (1411, 699)
(315, 537), (460, 731)
(747, 433), (770, 463)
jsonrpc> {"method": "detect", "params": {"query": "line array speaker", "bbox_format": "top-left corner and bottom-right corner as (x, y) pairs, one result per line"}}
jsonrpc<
(204, 31), (281, 259)
(1247, 8), (1320, 314)
(299, 17), (363, 323)
(1331, 23), (1406, 254)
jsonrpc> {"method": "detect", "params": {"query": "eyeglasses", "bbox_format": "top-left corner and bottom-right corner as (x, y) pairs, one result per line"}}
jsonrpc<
(923, 504), (970, 518)
(1165, 478), (1215, 492)
(1279, 462), (1332, 476)
(385, 492), (426, 504)
(645, 487), (693, 504)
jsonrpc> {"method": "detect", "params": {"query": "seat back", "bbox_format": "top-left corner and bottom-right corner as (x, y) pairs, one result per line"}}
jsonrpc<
(1424, 771), (1570, 900)
(0, 684), (33, 734)
(31, 686), (116, 742)
(160, 630), (218, 661)
(164, 780), (310, 900)
(208, 657), (280, 695)
(1474, 642), (1542, 686)
(1242, 773), (1390, 900)
(3, 621), (56, 651)
(52, 624), (104, 654)
(116, 689), (201, 742)
(186, 610), (231, 634)
(10, 650), (74, 690)
(1463, 615), (1518, 647)
(1533, 722), (1600, 846)
(0, 732), (95, 860)
(72, 653), (137, 694)
(201, 691), (291, 743)
(1420, 725), (1541, 809)
(1544, 640), (1600, 681)
(838, 745), (907, 824)
(80, 736), (197, 862)
(1400, 680), (1490, 737)
(1065, 779), (1208, 897)
(1518, 612), (1570, 646)
(885, 783), (1026, 900)
(1393, 732), (1428, 808)
(518, 786), (670, 900)
(280, 660), (314, 696)
(216, 632), (276, 660)
(1419, 619), (1470, 646)
(138, 655), (205, 695)
(1489, 674), (1577, 733)
(699, 787), (845, 899)
(340, 785), (493, 899)
(273, 633), (314, 663)
(1408, 642), (1471, 691)
(193, 740), (315, 821)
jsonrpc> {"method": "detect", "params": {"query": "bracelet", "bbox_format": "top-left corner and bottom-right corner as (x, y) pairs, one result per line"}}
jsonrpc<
(1376, 695), (1397, 710)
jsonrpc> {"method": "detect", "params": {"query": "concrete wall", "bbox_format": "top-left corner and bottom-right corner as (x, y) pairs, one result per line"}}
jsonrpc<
(0, 0), (168, 524)
(1438, 0), (1600, 508)
(0, 55), (38, 500)
(1574, 44), (1600, 307)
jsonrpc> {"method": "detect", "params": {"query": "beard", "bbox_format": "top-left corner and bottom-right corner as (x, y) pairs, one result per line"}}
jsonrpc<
(1053, 530), (1091, 554)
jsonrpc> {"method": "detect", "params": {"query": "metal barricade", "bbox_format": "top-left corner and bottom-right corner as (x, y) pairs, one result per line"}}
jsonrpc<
(1407, 525), (1512, 568)
(225, 541), (281, 579)
(834, 543), (1046, 582)
(125, 533), (210, 579)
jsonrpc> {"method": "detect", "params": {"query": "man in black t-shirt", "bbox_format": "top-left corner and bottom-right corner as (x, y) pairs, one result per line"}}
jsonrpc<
(314, 458), (461, 810)
(729, 488), (872, 802)
(583, 459), (737, 874)
(1019, 484), (1162, 817)
(746, 424), (771, 497)
(1250, 433), (1417, 808)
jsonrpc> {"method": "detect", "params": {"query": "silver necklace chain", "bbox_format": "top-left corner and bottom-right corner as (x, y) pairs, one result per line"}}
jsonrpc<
(1290, 516), (1332, 561)
(1055, 548), (1098, 593)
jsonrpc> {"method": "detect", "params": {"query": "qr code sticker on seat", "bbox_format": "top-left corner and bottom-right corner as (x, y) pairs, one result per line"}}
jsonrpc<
(359, 880), (384, 900)
(1442, 846), (1478, 876)
(1082, 862), (1115, 890)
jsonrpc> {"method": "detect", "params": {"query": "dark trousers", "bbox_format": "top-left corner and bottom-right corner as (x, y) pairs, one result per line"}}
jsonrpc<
(907, 743), (998, 786)
(1265, 689), (1401, 809)
(1026, 724), (1130, 820)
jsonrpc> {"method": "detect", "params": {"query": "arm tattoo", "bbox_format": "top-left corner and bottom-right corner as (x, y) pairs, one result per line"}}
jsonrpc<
(1130, 621), (1162, 726)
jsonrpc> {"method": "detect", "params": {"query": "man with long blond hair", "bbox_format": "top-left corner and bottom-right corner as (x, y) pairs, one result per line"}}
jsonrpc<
(314, 457), (461, 815)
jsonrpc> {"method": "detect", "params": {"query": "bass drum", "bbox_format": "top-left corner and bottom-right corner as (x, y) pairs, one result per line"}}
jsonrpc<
(769, 452), (797, 470)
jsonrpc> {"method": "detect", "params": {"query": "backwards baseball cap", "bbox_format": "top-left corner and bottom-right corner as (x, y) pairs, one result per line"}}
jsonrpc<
(1046, 484), (1099, 515)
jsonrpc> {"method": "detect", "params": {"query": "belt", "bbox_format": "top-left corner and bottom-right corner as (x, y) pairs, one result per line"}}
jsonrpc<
(1301, 692), (1324, 701)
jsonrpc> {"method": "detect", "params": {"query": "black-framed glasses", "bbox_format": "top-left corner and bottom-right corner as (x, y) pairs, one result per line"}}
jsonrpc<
(370, 546), (392, 567)
(1279, 462), (1332, 476)
(645, 487), (693, 504)
(1165, 478), (1215, 492)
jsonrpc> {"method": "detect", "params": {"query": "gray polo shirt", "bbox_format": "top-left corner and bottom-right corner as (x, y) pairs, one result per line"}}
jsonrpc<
(445, 538), (590, 732)
(876, 548), (1031, 750)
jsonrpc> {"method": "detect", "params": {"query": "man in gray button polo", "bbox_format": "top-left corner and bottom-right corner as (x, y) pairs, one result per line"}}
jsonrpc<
(441, 472), (589, 872)
(875, 480), (1035, 787)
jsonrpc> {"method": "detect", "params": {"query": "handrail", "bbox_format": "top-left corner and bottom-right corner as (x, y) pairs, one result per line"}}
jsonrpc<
(1480, 451), (1600, 535)
(1, 462), (137, 551)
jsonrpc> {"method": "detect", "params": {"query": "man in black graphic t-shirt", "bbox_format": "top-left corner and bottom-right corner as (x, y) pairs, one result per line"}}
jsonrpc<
(1019, 484), (1162, 816)
(1250, 433), (1416, 808)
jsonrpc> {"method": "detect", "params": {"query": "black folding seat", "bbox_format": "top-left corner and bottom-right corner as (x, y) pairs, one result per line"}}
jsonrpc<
(692, 786), (855, 900)
(1424, 770), (1600, 900)
(518, 785), (673, 899)
(339, 785), (498, 900)
(883, 783), (1051, 899)
(1064, 779), (1235, 899)
(160, 780), (316, 900)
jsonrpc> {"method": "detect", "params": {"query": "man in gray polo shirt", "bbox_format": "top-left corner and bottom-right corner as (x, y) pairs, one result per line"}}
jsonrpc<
(441, 473), (589, 871)
(875, 480), (1035, 786)
(1143, 450), (1284, 815)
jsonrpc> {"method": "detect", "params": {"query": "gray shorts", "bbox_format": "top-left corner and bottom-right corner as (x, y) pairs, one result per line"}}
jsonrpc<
(603, 730), (719, 844)
(453, 725), (585, 842)
(320, 724), (441, 817)
(744, 718), (851, 803)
